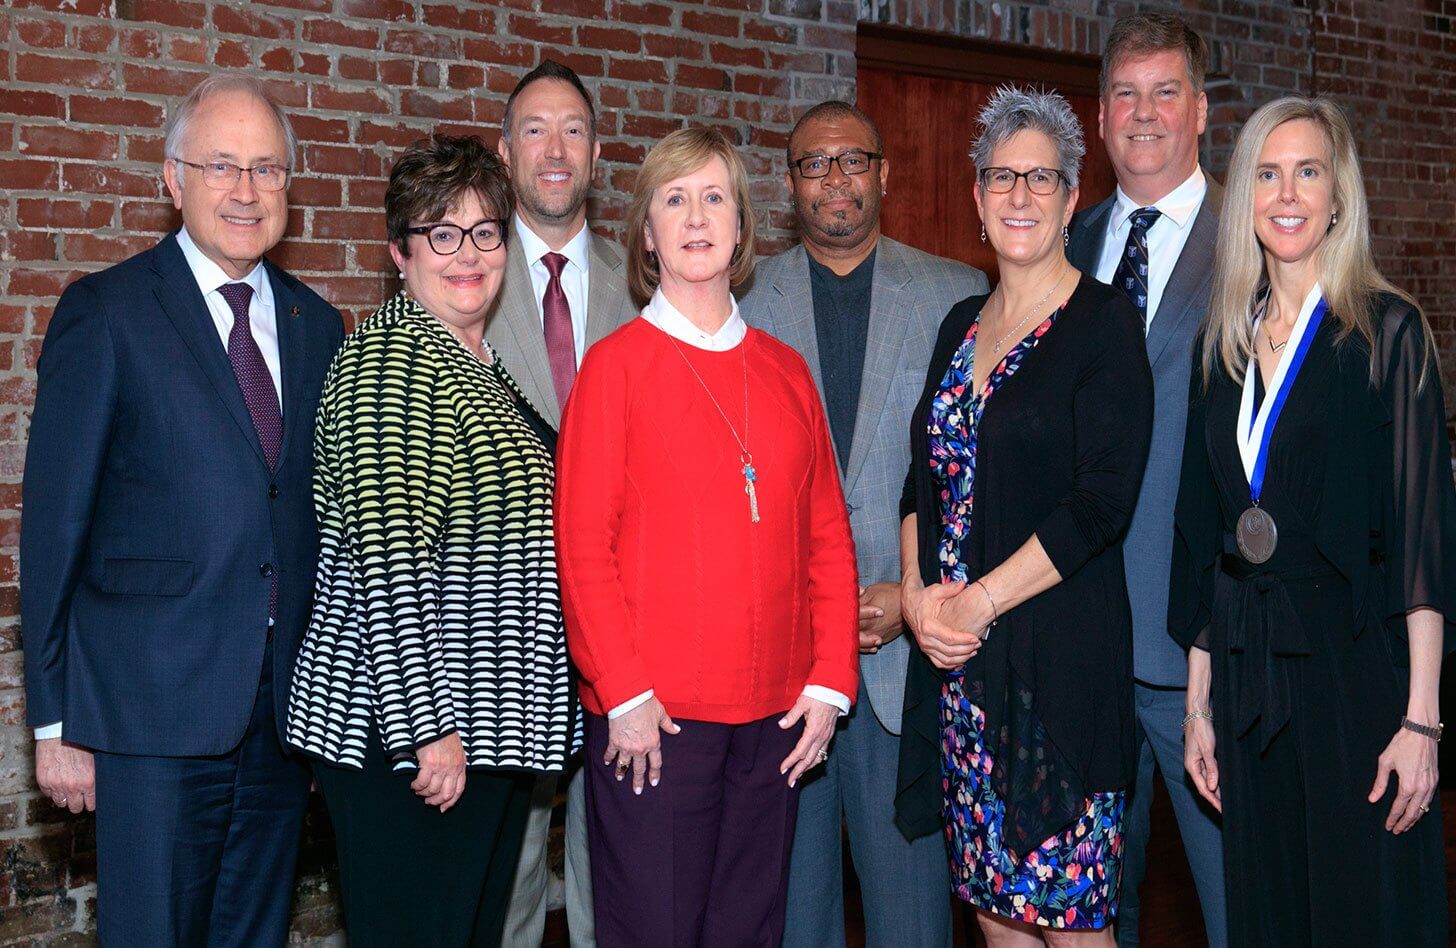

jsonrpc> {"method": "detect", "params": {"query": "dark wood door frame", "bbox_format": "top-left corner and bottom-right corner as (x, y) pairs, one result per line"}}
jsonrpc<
(856, 23), (1103, 97)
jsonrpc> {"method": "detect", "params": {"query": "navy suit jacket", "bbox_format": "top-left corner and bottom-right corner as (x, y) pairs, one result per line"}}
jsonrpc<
(1066, 178), (1223, 687)
(20, 232), (344, 756)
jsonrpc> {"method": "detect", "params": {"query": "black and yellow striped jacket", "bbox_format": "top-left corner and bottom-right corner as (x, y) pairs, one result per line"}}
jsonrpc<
(287, 291), (580, 771)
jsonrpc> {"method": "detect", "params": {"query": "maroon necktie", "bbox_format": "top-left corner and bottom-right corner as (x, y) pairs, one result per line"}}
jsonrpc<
(217, 281), (281, 620)
(541, 252), (577, 410)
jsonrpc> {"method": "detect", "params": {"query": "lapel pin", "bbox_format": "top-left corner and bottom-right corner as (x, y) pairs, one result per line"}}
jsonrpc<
(290, 305), (300, 318)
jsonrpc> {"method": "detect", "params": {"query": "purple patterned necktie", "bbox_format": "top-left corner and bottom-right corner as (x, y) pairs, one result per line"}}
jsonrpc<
(217, 280), (281, 620)
(541, 251), (577, 410)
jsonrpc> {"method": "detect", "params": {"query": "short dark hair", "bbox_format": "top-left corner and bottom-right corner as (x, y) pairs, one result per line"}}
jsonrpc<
(385, 135), (515, 258)
(786, 100), (883, 166)
(502, 60), (596, 141)
(1100, 13), (1209, 95)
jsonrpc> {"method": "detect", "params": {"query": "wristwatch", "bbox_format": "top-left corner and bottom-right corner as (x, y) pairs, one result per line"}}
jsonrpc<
(1400, 716), (1444, 741)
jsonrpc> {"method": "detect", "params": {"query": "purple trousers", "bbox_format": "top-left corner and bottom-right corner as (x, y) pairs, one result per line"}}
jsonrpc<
(584, 711), (803, 947)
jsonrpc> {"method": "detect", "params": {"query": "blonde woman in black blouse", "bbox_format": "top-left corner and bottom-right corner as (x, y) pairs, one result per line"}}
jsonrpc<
(287, 135), (579, 947)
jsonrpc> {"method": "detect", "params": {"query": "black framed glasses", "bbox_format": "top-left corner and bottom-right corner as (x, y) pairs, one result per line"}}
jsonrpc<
(173, 158), (291, 191)
(789, 150), (883, 179)
(404, 219), (507, 255)
(978, 167), (1066, 195)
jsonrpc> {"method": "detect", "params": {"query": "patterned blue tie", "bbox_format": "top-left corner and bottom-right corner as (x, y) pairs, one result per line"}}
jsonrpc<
(1113, 207), (1162, 329)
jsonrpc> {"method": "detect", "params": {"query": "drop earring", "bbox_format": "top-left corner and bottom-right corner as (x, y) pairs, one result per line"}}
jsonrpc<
(1062, 225), (1070, 246)
(979, 224), (987, 243)
(1330, 211), (1339, 226)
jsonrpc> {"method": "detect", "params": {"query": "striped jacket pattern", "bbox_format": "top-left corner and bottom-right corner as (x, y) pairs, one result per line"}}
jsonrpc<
(287, 291), (581, 771)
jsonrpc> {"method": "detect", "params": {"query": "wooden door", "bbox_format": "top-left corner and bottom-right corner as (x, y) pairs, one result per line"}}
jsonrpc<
(856, 27), (1115, 279)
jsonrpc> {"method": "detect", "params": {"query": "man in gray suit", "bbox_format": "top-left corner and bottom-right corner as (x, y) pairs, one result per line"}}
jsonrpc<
(1066, 14), (1227, 948)
(491, 60), (636, 948)
(740, 101), (986, 948)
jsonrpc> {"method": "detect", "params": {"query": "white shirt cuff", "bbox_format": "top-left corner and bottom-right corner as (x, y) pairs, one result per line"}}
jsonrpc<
(801, 686), (851, 716)
(607, 690), (654, 719)
(34, 722), (63, 740)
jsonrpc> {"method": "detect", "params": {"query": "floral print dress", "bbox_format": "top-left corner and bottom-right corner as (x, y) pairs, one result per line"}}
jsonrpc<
(926, 307), (1125, 930)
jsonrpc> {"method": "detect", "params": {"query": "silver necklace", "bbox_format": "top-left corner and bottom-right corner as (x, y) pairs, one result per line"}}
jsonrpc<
(987, 265), (1070, 354)
(668, 337), (760, 523)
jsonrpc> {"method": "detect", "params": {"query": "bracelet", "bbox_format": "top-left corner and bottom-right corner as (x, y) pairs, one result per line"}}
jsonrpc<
(1400, 716), (1444, 742)
(1181, 709), (1213, 728)
(973, 579), (998, 626)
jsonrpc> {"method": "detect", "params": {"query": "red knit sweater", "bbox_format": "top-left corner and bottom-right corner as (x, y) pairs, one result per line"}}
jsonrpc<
(555, 317), (859, 723)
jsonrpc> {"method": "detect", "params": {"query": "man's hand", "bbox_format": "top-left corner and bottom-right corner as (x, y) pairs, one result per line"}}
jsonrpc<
(36, 739), (96, 815)
(858, 582), (905, 653)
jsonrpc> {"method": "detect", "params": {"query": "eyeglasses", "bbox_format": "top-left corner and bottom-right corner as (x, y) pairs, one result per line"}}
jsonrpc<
(174, 159), (291, 192)
(789, 150), (883, 179)
(404, 219), (507, 255)
(978, 167), (1066, 196)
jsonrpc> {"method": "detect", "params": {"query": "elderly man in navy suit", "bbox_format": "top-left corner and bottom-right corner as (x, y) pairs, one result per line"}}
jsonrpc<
(21, 75), (343, 945)
(1066, 14), (1227, 948)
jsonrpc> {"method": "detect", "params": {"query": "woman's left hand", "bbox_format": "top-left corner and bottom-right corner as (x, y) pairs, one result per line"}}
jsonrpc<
(778, 695), (839, 788)
(1368, 726), (1439, 834)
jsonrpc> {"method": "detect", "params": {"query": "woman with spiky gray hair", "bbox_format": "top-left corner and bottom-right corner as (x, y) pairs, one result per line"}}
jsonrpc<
(896, 86), (1153, 944)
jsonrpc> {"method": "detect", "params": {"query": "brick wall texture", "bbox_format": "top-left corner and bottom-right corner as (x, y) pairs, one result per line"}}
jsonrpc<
(0, 0), (1451, 941)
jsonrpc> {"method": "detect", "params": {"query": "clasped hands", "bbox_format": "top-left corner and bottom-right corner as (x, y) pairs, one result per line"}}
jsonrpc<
(902, 576), (992, 670)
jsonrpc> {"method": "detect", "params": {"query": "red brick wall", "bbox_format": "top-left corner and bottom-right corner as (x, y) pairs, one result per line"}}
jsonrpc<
(0, 1), (1451, 940)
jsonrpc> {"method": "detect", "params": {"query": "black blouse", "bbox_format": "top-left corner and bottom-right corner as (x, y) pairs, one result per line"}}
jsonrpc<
(895, 275), (1154, 856)
(1170, 293), (1456, 656)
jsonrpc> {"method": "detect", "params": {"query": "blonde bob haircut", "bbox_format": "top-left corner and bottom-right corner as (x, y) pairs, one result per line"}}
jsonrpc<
(625, 126), (757, 304)
(1203, 95), (1433, 387)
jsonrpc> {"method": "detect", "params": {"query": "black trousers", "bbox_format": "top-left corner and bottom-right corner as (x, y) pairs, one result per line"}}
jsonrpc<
(314, 730), (533, 948)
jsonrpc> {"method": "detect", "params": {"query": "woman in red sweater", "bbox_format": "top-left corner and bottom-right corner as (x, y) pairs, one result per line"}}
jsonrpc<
(555, 127), (860, 947)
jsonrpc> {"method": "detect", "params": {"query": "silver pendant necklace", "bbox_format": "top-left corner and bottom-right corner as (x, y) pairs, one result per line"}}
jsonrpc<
(669, 337), (760, 523)
(988, 264), (1070, 354)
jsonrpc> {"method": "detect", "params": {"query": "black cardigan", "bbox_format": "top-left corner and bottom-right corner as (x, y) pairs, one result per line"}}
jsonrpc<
(894, 275), (1154, 857)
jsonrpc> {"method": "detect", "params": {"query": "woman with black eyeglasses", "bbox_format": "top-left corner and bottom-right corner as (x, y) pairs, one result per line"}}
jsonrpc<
(287, 134), (579, 947)
(895, 88), (1152, 945)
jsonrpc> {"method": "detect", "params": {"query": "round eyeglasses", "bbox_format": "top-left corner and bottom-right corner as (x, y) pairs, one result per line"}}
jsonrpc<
(789, 150), (883, 179)
(404, 219), (508, 255)
(174, 159), (291, 192)
(978, 167), (1066, 196)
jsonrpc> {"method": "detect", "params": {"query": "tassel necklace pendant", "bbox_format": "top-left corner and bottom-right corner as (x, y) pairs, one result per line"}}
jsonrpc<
(742, 456), (760, 523)
(670, 336), (762, 524)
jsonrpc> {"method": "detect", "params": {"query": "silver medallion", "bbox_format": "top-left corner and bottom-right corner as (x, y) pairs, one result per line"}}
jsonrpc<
(1235, 506), (1278, 564)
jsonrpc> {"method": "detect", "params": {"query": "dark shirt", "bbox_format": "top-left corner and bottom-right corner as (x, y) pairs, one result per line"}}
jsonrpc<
(808, 248), (876, 469)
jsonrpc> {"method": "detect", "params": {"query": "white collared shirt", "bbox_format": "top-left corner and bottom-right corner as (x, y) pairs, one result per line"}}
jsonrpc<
(1094, 167), (1208, 331)
(638, 286), (748, 351)
(608, 288), (851, 721)
(515, 215), (591, 367)
(177, 226), (283, 405)
(34, 228), (283, 742)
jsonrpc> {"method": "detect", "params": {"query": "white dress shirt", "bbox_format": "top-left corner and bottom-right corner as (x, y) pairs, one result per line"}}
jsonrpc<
(1094, 167), (1208, 331)
(515, 215), (592, 367)
(607, 289), (851, 720)
(35, 229), (283, 741)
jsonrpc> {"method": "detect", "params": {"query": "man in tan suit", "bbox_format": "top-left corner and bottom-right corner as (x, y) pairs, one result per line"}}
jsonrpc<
(492, 60), (636, 947)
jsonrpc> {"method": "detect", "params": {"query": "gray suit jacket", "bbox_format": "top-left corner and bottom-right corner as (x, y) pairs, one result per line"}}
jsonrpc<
(1067, 177), (1223, 687)
(739, 237), (988, 733)
(484, 226), (637, 429)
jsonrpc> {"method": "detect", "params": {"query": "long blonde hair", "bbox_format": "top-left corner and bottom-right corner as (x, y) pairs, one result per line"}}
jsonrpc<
(1202, 96), (1432, 386)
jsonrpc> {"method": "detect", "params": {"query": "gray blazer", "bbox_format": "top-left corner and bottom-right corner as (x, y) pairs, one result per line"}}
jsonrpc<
(1067, 177), (1224, 687)
(484, 226), (637, 429)
(740, 236), (988, 733)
